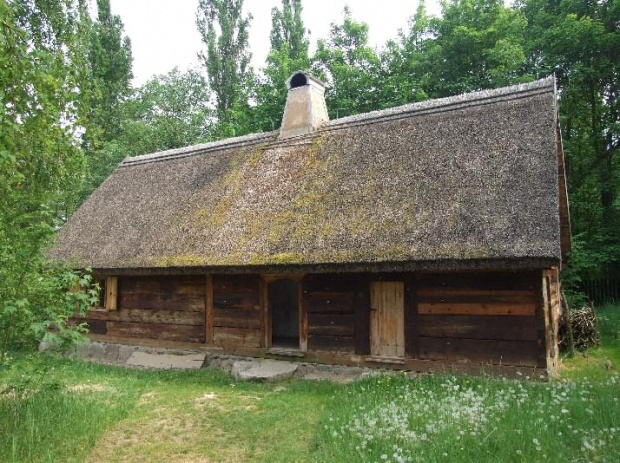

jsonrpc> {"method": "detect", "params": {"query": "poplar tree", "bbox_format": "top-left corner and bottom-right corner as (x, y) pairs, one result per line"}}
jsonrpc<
(255, 0), (309, 131)
(86, 0), (133, 148)
(196, 0), (252, 129)
(80, 0), (133, 200)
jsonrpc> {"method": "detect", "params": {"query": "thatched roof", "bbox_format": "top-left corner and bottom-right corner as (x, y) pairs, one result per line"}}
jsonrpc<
(51, 77), (564, 272)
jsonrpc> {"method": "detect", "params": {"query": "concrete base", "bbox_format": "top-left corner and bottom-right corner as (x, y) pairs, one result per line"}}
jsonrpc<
(231, 359), (298, 381)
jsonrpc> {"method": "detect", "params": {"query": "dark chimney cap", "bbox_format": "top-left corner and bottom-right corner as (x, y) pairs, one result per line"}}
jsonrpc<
(286, 71), (326, 91)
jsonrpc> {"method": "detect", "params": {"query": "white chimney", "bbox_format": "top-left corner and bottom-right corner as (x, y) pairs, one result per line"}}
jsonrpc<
(279, 72), (329, 139)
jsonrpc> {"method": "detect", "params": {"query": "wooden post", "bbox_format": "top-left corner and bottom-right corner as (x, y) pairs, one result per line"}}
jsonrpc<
(404, 274), (419, 359)
(205, 274), (214, 345)
(262, 277), (271, 348)
(299, 278), (308, 352)
(104, 277), (118, 311)
(354, 274), (370, 355)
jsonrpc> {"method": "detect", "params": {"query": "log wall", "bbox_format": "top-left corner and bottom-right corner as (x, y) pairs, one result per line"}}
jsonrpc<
(78, 275), (206, 342)
(212, 274), (263, 348)
(75, 269), (555, 372)
(415, 271), (546, 367)
(303, 274), (357, 352)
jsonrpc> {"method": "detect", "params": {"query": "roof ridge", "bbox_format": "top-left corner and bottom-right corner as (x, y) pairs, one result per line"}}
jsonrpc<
(324, 76), (555, 129)
(120, 76), (555, 168)
(120, 130), (278, 167)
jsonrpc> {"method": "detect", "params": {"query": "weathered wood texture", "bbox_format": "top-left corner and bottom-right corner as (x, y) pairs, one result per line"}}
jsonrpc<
(404, 275), (419, 358)
(353, 275), (371, 355)
(370, 281), (405, 358)
(417, 271), (546, 367)
(76, 275), (206, 343)
(105, 276), (118, 310)
(303, 274), (356, 352)
(543, 268), (562, 373)
(212, 274), (263, 348)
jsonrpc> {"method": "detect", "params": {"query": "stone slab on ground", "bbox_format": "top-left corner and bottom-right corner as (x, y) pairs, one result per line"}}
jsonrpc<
(125, 351), (207, 370)
(232, 359), (298, 381)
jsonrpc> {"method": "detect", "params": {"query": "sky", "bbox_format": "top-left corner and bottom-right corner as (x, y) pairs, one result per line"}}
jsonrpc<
(109, 0), (441, 87)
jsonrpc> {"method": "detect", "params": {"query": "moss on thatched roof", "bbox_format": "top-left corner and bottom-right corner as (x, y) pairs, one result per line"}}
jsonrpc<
(51, 77), (563, 271)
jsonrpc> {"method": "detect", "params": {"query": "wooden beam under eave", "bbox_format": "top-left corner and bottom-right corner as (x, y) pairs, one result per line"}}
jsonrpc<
(205, 274), (214, 344)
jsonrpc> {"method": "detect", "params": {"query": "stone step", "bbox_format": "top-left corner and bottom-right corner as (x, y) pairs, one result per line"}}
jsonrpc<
(231, 359), (298, 381)
(125, 351), (207, 370)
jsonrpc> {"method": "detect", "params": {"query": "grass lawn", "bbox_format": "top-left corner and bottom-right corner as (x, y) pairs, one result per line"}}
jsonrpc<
(1, 304), (619, 463)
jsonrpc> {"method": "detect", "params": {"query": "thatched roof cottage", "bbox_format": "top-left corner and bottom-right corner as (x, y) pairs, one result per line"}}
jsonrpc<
(52, 72), (570, 375)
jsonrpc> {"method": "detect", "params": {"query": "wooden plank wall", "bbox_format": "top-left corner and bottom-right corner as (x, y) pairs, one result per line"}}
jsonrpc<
(78, 275), (206, 342)
(303, 274), (357, 353)
(416, 271), (546, 367)
(212, 274), (263, 348)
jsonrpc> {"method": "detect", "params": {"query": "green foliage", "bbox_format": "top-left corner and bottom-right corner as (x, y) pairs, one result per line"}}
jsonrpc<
(79, 0), (133, 201)
(520, 0), (620, 286)
(423, 0), (532, 97)
(0, 0), (97, 362)
(377, 0), (432, 107)
(196, 0), (253, 126)
(83, 67), (215, 191)
(253, 0), (309, 132)
(311, 6), (381, 118)
(84, 0), (133, 148)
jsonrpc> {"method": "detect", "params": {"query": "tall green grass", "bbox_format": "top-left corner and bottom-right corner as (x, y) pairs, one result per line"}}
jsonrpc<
(0, 385), (135, 463)
(597, 303), (620, 347)
(315, 304), (620, 463)
(0, 357), (141, 463)
(314, 373), (620, 462)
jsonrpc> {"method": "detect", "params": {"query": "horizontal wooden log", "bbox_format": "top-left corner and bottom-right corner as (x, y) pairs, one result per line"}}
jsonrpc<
(308, 313), (355, 336)
(213, 275), (261, 293)
(417, 271), (538, 291)
(78, 308), (204, 326)
(417, 288), (536, 304)
(121, 276), (206, 294)
(308, 334), (355, 352)
(214, 316), (261, 330)
(213, 294), (260, 310)
(213, 307), (262, 320)
(418, 315), (540, 341)
(419, 337), (544, 367)
(119, 292), (205, 312)
(118, 276), (206, 312)
(106, 321), (205, 343)
(304, 292), (354, 314)
(418, 302), (535, 316)
(303, 274), (358, 292)
(213, 327), (261, 348)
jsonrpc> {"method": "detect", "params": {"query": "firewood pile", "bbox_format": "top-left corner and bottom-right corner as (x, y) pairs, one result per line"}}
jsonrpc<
(560, 305), (600, 352)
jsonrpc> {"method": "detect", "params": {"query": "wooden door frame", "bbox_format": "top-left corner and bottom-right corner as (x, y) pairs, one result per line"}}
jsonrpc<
(261, 274), (307, 351)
